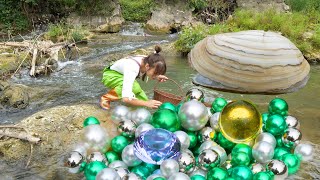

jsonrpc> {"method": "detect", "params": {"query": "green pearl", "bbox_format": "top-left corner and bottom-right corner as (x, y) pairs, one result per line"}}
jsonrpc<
(83, 116), (100, 127)
(211, 97), (228, 113)
(159, 102), (176, 112)
(151, 109), (181, 132)
(187, 131), (198, 149)
(216, 132), (235, 151)
(84, 161), (107, 180)
(105, 151), (120, 163)
(281, 153), (300, 175)
(231, 152), (251, 166)
(273, 147), (290, 159)
(176, 102), (184, 113)
(265, 114), (287, 136)
(275, 136), (285, 147)
(268, 98), (288, 116)
(141, 162), (159, 173)
(131, 165), (151, 180)
(230, 166), (253, 180)
(207, 167), (229, 180)
(79, 161), (87, 172)
(232, 144), (253, 160)
(253, 171), (272, 180)
(261, 113), (269, 124)
(154, 177), (166, 180)
(191, 174), (206, 180)
(225, 178), (236, 180)
(111, 135), (129, 153)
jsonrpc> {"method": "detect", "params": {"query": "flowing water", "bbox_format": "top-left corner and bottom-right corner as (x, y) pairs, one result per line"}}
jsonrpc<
(0, 26), (319, 179)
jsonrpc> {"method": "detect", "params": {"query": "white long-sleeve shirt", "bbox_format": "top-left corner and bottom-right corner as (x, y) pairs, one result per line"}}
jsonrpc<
(110, 55), (146, 99)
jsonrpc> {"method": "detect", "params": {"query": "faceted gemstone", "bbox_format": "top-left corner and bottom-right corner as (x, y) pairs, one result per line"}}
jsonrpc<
(134, 128), (181, 165)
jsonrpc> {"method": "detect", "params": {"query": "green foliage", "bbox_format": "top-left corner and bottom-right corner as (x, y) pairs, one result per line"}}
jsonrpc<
(189, 0), (208, 11)
(119, 0), (154, 22)
(175, 9), (320, 57)
(0, 0), (30, 32)
(285, 0), (320, 12)
(312, 25), (320, 48)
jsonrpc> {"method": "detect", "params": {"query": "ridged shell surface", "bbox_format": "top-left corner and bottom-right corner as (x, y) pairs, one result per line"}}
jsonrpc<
(190, 30), (310, 94)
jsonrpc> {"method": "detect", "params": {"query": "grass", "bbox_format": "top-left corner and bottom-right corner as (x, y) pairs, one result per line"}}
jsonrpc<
(44, 23), (90, 42)
(174, 9), (320, 58)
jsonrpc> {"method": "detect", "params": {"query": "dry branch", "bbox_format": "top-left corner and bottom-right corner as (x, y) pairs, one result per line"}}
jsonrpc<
(0, 126), (40, 144)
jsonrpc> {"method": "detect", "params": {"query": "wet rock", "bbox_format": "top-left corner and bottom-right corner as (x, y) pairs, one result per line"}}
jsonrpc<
(0, 84), (29, 109)
(0, 104), (118, 179)
(146, 6), (199, 34)
(190, 30), (310, 94)
(67, 3), (125, 33)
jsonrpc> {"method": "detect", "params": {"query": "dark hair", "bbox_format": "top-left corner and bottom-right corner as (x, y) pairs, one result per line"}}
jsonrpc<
(142, 45), (167, 81)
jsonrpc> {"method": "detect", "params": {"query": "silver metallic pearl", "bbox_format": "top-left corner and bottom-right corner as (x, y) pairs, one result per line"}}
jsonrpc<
(255, 132), (277, 149)
(199, 140), (218, 153)
(178, 100), (209, 131)
(285, 115), (300, 129)
(251, 163), (265, 174)
(115, 167), (129, 179)
(64, 151), (83, 168)
(267, 160), (288, 180)
(207, 107), (213, 118)
(87, 152), (108, 165)
(118, 119), (137, 138)
(198, 127), (215, 143)
(82, 124), (109, 151)
(221, 160), (232, 170)
(73, 143), (88, 157)
(122, 144), (142, 167)
(209, 112), (220, 131)
(122, 173), (142, 180)
(160, 159), (180, 178)
(178, 151), (196, 173)
(174, 131), (190, 150)
(112, 105), (130, 124)
(96, 168), (121, 180)
(282, 127), (302, 148)
(147, 174), (165, 180)
(135, 123), (154, 138)
(210, 145), (227, 165)
(185, 88), (204, 102)
(253, 141), (274, 164)
(168, 172), (190, 180)
(109, 160), (128, 169)
(198, 149), (220, 170)
(294, 143), (313, 161)
(131, 108), (152, 125)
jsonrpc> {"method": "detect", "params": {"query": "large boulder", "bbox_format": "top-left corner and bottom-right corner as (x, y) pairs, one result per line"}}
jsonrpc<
(0, 104), (117, 179)
(237, 0), (290, 12)
(146, 6), (199, 34)
(0, 84), (29, 109)
(190, 30), (310, 94)
(67, 3), (125, 33)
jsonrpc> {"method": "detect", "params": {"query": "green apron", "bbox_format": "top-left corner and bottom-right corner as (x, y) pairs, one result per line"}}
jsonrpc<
(101, 67), (148, 101)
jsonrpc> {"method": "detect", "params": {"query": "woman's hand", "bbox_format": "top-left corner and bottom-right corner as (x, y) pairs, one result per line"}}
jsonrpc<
(157, 75), (168, 82)
(145, 100), (162, 109)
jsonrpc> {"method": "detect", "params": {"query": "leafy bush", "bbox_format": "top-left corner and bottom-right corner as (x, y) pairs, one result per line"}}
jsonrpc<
(285, 0), (320, 12)
(119, 0), (154, 22)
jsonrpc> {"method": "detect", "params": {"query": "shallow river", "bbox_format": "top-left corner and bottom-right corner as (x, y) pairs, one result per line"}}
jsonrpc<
(0, 30), (319, 179)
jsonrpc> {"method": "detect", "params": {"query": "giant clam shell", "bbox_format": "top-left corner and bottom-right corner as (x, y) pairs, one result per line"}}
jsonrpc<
(189, 30), (310, 94)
